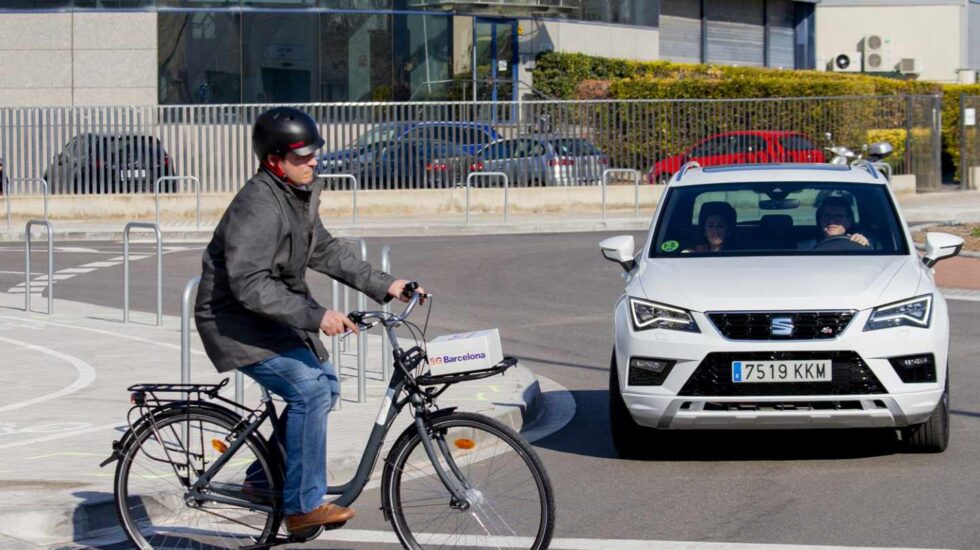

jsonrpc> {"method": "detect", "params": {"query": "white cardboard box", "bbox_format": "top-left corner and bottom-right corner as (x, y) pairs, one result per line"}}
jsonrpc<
(426, 329), (504, 375)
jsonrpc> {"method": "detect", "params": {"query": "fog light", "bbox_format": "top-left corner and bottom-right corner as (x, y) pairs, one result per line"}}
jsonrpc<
(888, 353), (936, 383)
(628, 357), (676, 386)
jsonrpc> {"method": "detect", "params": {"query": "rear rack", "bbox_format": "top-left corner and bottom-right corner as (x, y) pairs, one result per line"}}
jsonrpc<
(128, 378), (229, 401)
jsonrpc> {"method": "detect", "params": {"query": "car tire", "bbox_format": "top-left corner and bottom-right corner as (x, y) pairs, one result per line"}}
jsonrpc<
(609, 351), (650, 458)
(902, 375), (949, 453)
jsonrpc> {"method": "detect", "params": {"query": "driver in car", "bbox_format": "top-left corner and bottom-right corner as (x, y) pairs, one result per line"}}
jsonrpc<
(798, 196), (871, 249)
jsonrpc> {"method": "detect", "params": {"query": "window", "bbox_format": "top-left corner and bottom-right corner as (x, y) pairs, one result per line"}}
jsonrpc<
(158, 12), (242, 104)
(780, 135), (817, 152)
(581, 0), (660, 27)
(652, 182), (908, 257)
(1, 0), (72, 7)
(483, 140), (515, 160)
(691, 136), (734, 157)
(731, 135), (768, 154)
(553, 138), (601, 156)
(74, 0), (154, 7)
(320, 11), (393, 101)
(242, 13), (319, 103)
(394, 13), (451, 101)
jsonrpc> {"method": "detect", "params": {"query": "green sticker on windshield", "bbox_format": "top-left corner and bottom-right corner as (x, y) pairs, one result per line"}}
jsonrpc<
(661, 240), (680, 252)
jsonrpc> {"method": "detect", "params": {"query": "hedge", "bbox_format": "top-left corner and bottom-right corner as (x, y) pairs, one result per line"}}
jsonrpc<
(531, 51), (980, 181)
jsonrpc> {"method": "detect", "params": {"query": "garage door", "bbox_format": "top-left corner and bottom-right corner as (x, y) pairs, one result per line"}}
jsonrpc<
(660, 0), (702, 63)
(768, 0), (796, 69)
(705, 0), (764, 67)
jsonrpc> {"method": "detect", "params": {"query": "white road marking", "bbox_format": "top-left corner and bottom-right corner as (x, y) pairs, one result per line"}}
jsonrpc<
(0, 336), (97, 413)
(0, 421), (124, 450)
(942, 288), (980, 302)
(78, 261), (119, 268)
(54, 247), (100, 253)
(0, 314), (205, 356)
(55, 268), (96, 274)
(321, 529), (945, 550)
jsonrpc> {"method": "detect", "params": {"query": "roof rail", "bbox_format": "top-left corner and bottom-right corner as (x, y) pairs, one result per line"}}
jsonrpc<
(676, 161), (702, 182)
(850, 159), (880, 180)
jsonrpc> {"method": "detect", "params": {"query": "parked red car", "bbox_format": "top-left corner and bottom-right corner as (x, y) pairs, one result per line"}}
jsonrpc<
(648, 130), (826, 184)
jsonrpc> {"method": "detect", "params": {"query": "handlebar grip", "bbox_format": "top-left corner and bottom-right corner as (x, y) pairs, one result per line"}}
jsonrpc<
(348, 311), (365, 325)
(401, 281), (420, 299)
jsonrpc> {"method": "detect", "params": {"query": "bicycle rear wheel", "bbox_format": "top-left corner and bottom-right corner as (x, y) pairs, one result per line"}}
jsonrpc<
(382, 412), (555, 550)
(114, 407), (282, 549)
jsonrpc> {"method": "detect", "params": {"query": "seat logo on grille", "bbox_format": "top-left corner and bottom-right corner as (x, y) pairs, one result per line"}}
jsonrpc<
(771, 316), (794, 336)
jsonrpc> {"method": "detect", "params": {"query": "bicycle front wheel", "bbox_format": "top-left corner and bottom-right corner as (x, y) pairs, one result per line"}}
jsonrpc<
(382, 412), (556, 550)
(114, 407), (282, 549)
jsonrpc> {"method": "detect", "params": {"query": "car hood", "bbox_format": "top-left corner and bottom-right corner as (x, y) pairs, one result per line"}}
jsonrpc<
(633, 255), (928, 312)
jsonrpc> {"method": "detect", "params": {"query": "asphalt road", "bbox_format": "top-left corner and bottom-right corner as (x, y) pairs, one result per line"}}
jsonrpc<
(1, 233), (979, 549)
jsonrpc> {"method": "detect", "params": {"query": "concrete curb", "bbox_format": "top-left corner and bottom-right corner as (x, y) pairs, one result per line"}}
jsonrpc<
(0, 366), (546, 547)
(0, 218), (653, 242)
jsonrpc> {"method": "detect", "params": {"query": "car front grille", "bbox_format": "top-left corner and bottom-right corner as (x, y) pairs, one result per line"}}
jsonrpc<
(707, 311), (855, 340)
(679, 351), (886, 396)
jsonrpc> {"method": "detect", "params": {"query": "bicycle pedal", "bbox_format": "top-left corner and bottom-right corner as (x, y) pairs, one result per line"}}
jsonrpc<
(287, 525), (324, 542)
(321, 520), (347, 531)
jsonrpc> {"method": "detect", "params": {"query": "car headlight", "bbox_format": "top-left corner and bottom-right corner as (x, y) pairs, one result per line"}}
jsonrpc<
(628, 297), (700, 333)
(864, 294), (933, 331)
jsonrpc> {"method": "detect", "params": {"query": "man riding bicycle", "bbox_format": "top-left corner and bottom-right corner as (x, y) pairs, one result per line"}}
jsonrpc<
(195, 106), (423, 535)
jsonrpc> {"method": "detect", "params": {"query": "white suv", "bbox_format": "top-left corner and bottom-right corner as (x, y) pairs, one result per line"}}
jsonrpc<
(601, 163), (965, 456)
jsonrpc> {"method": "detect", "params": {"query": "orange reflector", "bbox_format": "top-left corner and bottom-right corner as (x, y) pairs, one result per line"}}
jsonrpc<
(454, 438), (476, 450)
(212, 439), (228, 453)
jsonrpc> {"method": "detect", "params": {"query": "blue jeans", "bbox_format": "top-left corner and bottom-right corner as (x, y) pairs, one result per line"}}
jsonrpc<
(240, 347), (340, 515)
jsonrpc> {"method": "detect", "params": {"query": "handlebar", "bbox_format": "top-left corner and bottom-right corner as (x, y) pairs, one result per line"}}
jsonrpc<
(342, 281), (429, 337)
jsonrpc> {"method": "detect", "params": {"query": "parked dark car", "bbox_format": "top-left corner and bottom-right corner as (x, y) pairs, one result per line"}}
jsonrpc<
(478, 135), (609, 186)
(320, 121), (499, 175)
(343, 139), (483, 189)
(44, 133), (175, 194)
(648, 130), (826, 184)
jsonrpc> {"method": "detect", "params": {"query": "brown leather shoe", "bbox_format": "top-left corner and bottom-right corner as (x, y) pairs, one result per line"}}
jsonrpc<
(285, 503), (355, 533)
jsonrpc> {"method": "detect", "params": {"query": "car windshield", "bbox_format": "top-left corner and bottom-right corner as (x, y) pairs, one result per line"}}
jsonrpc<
(650, 182), (909, 257)
(354, 127), (398, 148)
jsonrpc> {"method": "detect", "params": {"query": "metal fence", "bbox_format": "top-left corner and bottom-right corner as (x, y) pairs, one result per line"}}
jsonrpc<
(0, 95), (943, 196)
(962, 95), (980, 191)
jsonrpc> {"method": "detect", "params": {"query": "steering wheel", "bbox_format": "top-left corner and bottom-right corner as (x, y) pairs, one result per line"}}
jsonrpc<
(813, 235), (867, 251)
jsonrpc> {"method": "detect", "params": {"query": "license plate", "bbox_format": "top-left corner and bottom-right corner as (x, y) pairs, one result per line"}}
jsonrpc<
(122, 169), (146, 180)
(731, 360), (832, 383)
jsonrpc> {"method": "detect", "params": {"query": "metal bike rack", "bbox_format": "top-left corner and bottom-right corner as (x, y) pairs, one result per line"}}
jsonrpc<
(331, 238), (370, 405)
(11, 178), (49, 221)
(465, 172), (510, 224)
(123, 222), (163, 326)
(180, 275), (245, 407)
(380, 245), (392, 382)
(331, 279), (342, 411)
(602, 169), (642, 220)
(2, 177), (10, 231)
(155, 176), (201, 229)
(318, 174), (359, 226)
(24, 219), (54, 314)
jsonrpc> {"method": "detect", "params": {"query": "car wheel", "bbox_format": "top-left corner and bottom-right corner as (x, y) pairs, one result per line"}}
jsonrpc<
(609, 351), (651, 458)
(902, 375), (949, 453)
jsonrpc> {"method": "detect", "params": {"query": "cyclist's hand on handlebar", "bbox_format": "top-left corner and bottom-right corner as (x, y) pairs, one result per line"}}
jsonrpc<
(320, 310), (359, 336)
(388, 279), (427, 304)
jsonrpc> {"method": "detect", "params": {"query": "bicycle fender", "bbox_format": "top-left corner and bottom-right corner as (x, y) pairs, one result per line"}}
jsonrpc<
(99, 401), (244, 467)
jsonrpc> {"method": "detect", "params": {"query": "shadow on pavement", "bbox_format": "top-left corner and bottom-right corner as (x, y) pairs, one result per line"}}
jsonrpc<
(533, 390), (907, 462)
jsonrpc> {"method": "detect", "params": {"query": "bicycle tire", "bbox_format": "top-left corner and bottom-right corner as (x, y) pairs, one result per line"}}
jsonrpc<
(114, 406), (283, 549)
(382, 412), (556, 550)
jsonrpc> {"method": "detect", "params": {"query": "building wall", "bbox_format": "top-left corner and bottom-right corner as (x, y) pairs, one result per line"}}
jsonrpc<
(969, 0), (980, 71)
(0, 12), (157, 107)
(524, 18), (660, 63)
(815, 2), (964, 82)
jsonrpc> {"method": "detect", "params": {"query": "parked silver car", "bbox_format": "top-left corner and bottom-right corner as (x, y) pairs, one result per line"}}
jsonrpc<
(477, 135), (609, 186)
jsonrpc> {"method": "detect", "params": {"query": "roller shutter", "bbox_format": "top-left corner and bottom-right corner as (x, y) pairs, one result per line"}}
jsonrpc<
(660, 0), (702, 63)
(705, 0), (765, 67)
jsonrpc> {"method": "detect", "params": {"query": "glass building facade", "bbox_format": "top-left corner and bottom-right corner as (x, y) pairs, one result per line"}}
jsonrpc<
(1, 0), (817, 104)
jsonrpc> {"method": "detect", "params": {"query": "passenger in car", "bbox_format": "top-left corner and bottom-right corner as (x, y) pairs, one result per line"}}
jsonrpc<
(685, 201), (737, 253)
(798, 196), (871, 249)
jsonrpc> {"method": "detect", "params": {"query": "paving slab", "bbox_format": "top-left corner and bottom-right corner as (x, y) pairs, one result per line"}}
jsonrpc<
(0, 293), (543, 547)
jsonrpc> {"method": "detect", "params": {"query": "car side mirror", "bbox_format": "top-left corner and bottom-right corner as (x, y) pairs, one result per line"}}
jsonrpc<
(600, 235), (636, 272)
(922, 232), (964, 268)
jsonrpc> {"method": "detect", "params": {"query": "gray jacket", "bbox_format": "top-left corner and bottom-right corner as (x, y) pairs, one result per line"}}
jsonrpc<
(195, 168), (395, 372)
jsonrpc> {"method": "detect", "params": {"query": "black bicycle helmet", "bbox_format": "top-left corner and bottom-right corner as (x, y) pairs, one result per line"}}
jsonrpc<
(251, 107), (325, 161)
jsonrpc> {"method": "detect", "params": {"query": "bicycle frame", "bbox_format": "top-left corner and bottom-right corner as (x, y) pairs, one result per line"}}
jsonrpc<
(186, 294), (475, 513)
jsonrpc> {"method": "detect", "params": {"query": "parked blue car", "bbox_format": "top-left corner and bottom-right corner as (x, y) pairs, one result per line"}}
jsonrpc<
(319, 121), (500, 177)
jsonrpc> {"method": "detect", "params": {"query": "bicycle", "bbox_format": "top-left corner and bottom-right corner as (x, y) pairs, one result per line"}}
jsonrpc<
(101, 283), (556, 549)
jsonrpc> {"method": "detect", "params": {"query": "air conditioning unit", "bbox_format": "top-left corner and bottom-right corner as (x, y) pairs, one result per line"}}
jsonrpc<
(897, 58), (920, 75)
(863, 34), (891, 72)
(829, 52), (862, 73)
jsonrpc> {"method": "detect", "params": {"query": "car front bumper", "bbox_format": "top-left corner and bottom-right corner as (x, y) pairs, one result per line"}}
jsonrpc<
(614, 301), (949, 430)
